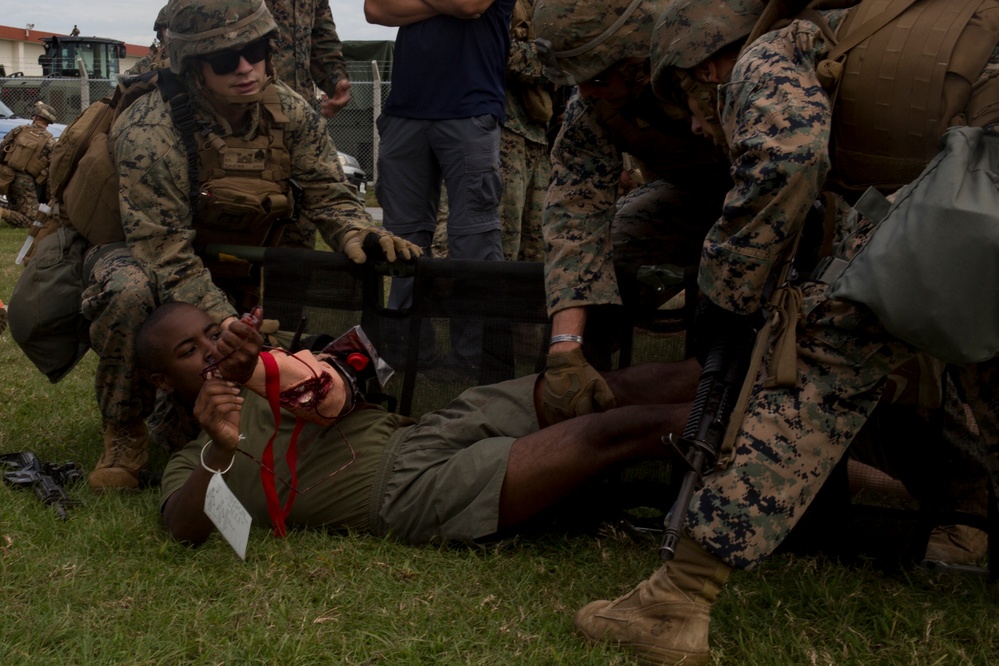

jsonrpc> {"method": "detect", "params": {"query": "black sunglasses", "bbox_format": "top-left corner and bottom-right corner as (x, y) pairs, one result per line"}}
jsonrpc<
(202, 39), (269, 76)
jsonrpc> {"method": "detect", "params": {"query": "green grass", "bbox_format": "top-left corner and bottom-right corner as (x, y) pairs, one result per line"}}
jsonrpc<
(1, 226), (998, 664)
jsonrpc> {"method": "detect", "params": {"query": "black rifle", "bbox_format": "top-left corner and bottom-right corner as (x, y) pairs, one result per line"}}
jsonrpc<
(659, 333), (754, 560)
(1, 452), (83, 520)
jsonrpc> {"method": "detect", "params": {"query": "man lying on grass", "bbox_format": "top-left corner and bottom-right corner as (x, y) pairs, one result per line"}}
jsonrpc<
(137, 302), (698, 545)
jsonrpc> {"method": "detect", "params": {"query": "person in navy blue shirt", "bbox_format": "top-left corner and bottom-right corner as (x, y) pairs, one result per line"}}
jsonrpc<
(365, 0), (515, 374)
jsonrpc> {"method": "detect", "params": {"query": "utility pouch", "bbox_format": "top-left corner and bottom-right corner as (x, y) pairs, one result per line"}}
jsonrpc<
(0, 163), (14, 196)
(194, 177), (291, 238)
(5, 127), (47, 175)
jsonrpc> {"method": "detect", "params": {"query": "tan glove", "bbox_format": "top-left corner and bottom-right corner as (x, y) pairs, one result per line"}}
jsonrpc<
(541, 347), (616, 425)
(340, 227), (424, 264)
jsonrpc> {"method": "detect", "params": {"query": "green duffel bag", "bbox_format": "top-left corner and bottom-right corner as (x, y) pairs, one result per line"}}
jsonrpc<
(8, 226), (91, 382)
(829, 126), (999, 363)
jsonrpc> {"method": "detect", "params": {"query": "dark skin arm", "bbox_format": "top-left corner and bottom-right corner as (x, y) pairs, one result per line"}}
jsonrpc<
(497, 358), (699, 529)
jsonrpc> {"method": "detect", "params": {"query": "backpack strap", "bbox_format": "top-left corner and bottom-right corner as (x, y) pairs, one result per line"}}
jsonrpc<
(156, 70), (201, 209)
(815, 0), (925, 88)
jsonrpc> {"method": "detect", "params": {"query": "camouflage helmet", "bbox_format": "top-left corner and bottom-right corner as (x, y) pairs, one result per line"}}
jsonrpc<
(33, 101), (57, 123)
(154, 5), (169, 33)
(167, 0), (277, 76)
(534, 0), (667, 86)
(651, 0), (766, 72)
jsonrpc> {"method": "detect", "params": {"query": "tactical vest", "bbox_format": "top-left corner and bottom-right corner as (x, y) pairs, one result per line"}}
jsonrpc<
(816, 0), (999, 191)
(2, 124), (50, 178)
(592, 88), (732, 192)
(192, 84), (295, 279)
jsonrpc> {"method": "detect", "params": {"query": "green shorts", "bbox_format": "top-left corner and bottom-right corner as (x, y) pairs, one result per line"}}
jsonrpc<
(369, 374), (539, 544)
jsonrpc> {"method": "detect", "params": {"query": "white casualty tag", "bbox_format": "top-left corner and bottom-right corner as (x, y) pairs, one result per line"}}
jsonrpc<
(204, 473), (252, 560)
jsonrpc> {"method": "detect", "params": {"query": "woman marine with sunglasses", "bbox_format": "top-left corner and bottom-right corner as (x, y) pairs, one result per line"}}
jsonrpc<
(81, 0), (421, 493)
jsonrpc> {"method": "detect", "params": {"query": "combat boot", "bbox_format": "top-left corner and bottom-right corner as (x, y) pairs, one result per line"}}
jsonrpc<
(88, 422), (149, 492)
(574, 535), (731, 665)
(923, 524), (989, 568)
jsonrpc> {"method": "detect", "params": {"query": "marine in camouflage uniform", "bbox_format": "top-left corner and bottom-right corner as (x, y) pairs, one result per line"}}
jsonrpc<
(499, 0), (552, 262)
(533, 0), (730, 426)
(82, 0), (418, 492)
(124, 5), (171, 76)
(264, 0), (354, 249)
(0, 103), (57, 228)
(265, 0), (349, 110)
(575, 2), (999, 664)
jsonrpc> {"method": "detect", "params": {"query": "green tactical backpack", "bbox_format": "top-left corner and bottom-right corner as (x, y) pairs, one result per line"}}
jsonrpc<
(8, 227), (92, 382)
(828, 126), (999, 363)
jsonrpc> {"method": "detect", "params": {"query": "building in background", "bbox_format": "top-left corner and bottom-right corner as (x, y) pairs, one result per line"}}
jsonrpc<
(0, 24), (147, 77)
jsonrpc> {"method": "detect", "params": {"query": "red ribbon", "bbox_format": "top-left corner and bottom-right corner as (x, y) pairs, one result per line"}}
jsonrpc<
(259, 351), (305, 537)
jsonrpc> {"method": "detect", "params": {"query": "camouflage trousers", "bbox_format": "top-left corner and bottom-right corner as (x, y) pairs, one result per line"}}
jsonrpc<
(1, 171), (40, 228)
(81, 244), (212, 452)
(81, 245), (158, 429)
(498, 128), (549, 261)
(431, 187), (449, 258)
(850, 366), (992, 528)
(688, 281), (924, 569)
(687, 212), (999, 568)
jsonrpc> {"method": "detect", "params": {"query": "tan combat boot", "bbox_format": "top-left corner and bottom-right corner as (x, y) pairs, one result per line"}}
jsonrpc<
(88, 422), (149, 492)
(924, 524), (989, 567)
(575, 536), (731, 665)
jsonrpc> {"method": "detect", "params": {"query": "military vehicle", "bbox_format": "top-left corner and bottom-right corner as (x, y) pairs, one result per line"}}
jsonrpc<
(0, 35), (126, 124)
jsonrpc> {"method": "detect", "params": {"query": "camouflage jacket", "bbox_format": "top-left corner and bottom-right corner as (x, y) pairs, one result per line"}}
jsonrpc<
(700, 12), (851, 316)
(504, 0), (552, 145)
(265, 0), (348, 104)
(543, 86), (725, 314)
(109, 79), (372, 323)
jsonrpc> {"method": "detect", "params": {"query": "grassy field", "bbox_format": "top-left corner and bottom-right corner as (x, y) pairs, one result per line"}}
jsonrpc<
(1, 225), (997, 664)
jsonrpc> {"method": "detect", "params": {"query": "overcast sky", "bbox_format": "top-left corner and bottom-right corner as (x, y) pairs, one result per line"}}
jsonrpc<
(4, 1), (397, 49)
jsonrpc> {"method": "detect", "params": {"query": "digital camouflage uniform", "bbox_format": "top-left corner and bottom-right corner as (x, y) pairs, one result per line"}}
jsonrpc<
(574, 3), (999, 663)
(265, 0), (348, 106)
(499, 0), (552, 262)
(0, 122), (55, 228)
(264, 0), (351, 249)
(682, 11), (999, 569)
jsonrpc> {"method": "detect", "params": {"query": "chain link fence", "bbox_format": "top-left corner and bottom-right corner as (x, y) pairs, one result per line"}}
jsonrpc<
(326, 60), (392, 189)
(0, 76), (116, 125)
